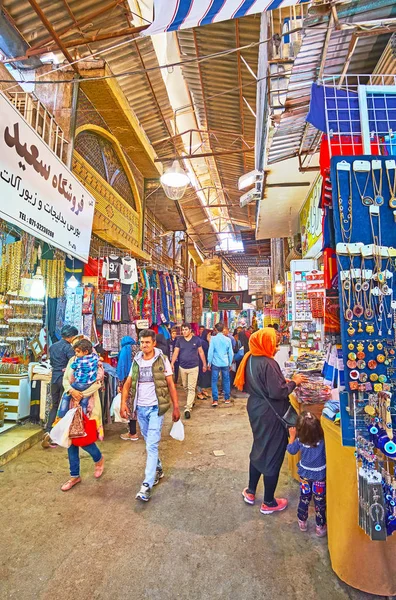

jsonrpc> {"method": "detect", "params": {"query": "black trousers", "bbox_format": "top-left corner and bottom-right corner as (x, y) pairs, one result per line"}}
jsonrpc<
(129, 419), (137, 435)
(248, 461), (280, 504)
(46, 382), (63, 432)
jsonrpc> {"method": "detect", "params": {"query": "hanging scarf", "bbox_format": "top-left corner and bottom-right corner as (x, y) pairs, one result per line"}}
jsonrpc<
(234, 327), (277, 391)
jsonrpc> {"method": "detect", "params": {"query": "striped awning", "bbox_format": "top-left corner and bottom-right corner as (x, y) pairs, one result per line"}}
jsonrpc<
(143, 0), (309, 36)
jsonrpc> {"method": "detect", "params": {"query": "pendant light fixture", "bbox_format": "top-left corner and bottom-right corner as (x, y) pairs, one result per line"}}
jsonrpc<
(30, 266), (46, 299)
(160, 160), (190, 200)
(274, 279), (285, 295)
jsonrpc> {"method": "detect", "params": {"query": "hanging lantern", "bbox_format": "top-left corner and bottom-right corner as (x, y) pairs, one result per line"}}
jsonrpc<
(30, 266), (46, 300)
(160, 161), (190, 200)
(274, 279), (284, 295)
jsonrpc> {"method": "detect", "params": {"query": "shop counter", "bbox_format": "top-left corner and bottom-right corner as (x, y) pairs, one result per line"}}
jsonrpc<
(322, 416), (396, 596)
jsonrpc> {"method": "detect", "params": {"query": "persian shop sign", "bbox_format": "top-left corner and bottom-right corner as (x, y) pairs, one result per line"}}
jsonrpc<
(299, 174), (322, 259)
(0, 93), (95, 262)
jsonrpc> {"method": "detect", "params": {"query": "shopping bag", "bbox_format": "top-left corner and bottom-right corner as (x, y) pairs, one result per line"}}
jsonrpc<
(50, 408), (77, 448)
(170, 419), (184, 441)
(110, 392), (129, 423)
(72, 412), (98, 447)
(69, 406), (85, 438)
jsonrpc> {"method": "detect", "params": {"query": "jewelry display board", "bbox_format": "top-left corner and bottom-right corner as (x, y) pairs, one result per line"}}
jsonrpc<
(332, 154), (396, 539)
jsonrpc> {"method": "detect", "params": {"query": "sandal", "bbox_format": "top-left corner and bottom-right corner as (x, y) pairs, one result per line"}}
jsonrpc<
(94, 457), (104, 479)
(61, 477), (81, 492)
(202, 391), (211, 398)
(196, 394), (205, 400)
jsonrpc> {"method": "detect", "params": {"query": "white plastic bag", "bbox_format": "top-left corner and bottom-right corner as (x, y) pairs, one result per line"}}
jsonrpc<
(170, 419), (185, 441)
(50, 407), (77, 448)
(110, 393), (129, 423)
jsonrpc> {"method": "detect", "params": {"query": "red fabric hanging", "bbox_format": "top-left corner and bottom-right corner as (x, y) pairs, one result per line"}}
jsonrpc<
(323, 248), (337, 289)
(319, 134), (380, 178)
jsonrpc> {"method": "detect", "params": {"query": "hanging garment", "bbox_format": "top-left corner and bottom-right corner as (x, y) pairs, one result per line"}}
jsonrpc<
(127, 296), (136, 322)
(120, 256), (138, 285)
(96, 293), (104, 326)
(110, 324), (120, 352)
(121, 294), (130, 323)
(102, 324), (112, 351)
(47, 297), (58, 344)
(65, 288), (83, 331)
(83, 257), (99, 277)
(184, 291), (193, 323)
(102, 255), (123, 282)
(173, 276), (183, 323)
(55, 297), (66, 340)
(112, 294), (122, 322)
(83, 314), (94, 339)
(82, 286), (94, 314)
(103, 293), (113, 322)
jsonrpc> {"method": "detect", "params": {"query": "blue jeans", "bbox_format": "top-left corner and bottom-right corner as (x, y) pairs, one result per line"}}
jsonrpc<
(211, 366), (231, 401)
(67, 442), (102, 477)
(137, 405), (164, 488)
(58, 381), (90, 418)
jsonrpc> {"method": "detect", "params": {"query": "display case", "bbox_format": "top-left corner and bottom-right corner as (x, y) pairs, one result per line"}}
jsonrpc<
(0, 374), (31, 422)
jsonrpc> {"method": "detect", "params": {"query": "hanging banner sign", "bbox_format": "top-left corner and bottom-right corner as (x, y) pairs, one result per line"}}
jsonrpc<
(248, 266), (271, 295)
(300, 174), (323, 259)
(0, 93), (95, 262)
(143, 0), (309, 37)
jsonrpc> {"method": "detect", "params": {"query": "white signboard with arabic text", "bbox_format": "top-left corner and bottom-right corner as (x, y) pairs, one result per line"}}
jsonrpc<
(248, 266), (271, 296)
(0, 93), (95, 262)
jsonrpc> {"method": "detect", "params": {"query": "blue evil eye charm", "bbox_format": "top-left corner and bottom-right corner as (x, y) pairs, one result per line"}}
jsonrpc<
(375, 417), (380, 423)
(384, 441), (396, 455)
(391, 500), (396, 507)
(370, 426), (379, 435)
(375, 524), (382, 532)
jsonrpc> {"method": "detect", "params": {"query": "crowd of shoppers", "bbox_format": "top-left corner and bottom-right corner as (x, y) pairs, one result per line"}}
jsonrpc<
(43, 321), (326, 532)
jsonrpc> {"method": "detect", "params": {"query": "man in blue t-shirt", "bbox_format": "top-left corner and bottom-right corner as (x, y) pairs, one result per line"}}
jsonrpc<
(171, 323), (207, 419)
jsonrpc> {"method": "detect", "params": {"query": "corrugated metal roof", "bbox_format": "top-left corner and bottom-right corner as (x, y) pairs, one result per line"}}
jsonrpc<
(1, 0), (220, 249)
(268, 0), (395, 164)
(177, 14), (261, 229)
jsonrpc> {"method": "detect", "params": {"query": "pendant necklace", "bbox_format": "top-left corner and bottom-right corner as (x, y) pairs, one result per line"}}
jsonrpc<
(351, 256), (364, 318)
(336, 167), (353, 243)
(353, 168), (373, 206)
(337, 256), (353, 321)
(372, 164), (384, 206)
(386, 162), (396, 209)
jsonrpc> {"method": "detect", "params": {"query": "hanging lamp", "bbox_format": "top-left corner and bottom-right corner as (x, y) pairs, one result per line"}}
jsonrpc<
(160, 160), (190, 200)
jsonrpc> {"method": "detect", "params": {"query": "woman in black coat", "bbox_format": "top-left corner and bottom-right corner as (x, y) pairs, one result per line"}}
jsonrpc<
(234, 327), (306, 515)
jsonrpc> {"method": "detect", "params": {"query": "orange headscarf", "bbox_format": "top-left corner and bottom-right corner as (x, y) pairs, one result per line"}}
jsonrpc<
(234, 327), (277, 391)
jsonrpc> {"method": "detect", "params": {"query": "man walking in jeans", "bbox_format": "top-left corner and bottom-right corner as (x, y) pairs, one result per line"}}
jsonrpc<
(120, 329), (180, 502)
(171, 323), (207, 420)
(208, 322), (234, 407)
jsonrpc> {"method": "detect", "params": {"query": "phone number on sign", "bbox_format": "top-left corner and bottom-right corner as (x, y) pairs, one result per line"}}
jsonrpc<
(19, 211), (54, 238)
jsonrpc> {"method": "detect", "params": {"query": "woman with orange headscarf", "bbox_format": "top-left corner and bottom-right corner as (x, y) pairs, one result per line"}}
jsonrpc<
(234, 327), (306, 515)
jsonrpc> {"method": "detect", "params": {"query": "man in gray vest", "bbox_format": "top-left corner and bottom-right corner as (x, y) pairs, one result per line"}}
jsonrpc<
(121, 329), (180, 502)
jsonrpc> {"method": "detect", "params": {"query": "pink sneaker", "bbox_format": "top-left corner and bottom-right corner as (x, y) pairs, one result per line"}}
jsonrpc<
(260, 498), (288, 515)
(94, 457), (104, 479)
(61, 477), (81, 492)
(316, 525), (327, 537)
(298, 519), (308, 532)
(242, 488), (255, 505)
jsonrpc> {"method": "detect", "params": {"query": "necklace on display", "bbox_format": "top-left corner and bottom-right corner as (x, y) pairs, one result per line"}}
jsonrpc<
(385, 160), (396, 209)
(353, 161), (373, 206)
(337, 255), (353, 321)
(351, 256), (364, 318)
(372, 161), (384, 206)
(336, 162), (353, 243)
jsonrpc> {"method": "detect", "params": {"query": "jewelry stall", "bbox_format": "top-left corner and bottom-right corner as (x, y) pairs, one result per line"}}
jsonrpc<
(306, 75), (396, 594)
